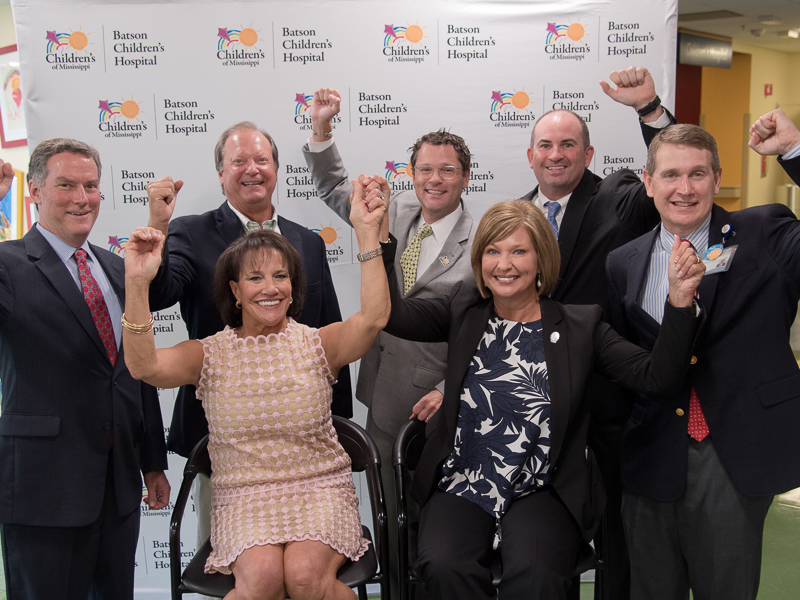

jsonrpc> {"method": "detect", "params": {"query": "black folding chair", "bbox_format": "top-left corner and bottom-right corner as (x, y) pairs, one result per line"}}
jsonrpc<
(170, 416), (389, 599)
(393, 418), (602, 600)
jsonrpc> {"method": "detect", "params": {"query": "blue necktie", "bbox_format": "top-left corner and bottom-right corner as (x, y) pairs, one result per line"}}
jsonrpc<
(544, 201), (561, 239)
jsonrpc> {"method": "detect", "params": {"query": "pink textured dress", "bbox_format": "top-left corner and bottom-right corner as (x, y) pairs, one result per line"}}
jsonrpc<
(196, 320), (369, 574)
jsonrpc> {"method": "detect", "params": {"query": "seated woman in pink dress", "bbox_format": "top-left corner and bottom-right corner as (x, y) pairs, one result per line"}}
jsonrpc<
(122, 180), (388, 600)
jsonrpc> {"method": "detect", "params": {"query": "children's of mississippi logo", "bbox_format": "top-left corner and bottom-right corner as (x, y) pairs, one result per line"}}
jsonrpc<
(545, 21), (590, 60)
(45, 28), (96, 70)
(295, 93), (313, 115)
(489, 89), (534, 128)
(108, 235), (128, 256)
(385, 160), (412, 181)
(217, 25), (265, 65)
(312, 224), (346, 264)
(98, 97), (147, 138)
(383, 23), (430, 62)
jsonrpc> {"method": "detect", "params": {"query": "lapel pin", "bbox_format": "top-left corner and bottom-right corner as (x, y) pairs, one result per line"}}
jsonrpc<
(550, 332), (560, 343)
(438, 256), (450, 266)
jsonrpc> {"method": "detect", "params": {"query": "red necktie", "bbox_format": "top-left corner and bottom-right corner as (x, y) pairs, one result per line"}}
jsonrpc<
(74, 249), (118, 365)
(688, 387), (709, 441)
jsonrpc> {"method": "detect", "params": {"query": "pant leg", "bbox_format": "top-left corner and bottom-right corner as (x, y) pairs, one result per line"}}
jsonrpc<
(499, 488), (583, 600)
(416, 490), (497, 600)
(679, 439), (772, 600)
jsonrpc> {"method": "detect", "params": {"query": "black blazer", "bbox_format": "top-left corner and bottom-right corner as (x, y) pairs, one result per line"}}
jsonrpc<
(606, 164), (800, 500)
(383, 244), (700, 542)
(0, 226), (167, 527)
(149, 201), (352, 457)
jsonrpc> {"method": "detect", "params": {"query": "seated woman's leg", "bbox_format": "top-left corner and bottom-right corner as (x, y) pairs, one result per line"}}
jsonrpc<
(416, 490), (497, 600)
(225, 544), (286, 600)
(283, 540), (354, 600)
(499, 488), (584, 600)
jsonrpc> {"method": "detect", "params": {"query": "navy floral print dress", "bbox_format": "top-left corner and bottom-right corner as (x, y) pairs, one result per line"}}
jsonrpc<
(439, 314), (552, 517)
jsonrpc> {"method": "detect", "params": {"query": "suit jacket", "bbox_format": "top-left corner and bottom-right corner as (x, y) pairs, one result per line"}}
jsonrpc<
(304, 141), (477, 437)
(0, 226), (167, 527)
(381, 244), (701, 542)
(149, 201), (352, 458)
(606, 172), (800, 500)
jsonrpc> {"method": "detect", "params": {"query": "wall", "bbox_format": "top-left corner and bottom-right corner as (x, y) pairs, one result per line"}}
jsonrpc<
(0, 5), (28, 180)
(732, 41), (797, 208)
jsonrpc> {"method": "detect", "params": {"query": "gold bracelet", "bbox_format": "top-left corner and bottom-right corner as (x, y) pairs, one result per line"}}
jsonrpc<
(121, 313), (155, 334)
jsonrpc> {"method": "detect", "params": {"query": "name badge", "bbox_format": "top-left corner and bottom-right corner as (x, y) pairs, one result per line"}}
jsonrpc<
(703, 244), (737, 275)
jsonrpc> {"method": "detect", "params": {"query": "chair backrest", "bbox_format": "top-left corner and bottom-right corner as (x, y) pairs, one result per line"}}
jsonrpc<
(332, 415), (380, 473)
(392, 418), (427, 471)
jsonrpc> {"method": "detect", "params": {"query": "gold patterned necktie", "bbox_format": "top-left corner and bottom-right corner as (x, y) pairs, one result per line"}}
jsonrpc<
(399, 223), (434, 294)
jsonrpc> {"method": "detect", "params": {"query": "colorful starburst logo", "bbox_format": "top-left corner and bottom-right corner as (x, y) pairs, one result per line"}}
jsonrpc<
(295, 93), (313, 115)
(217, 25), (263, 49)
(108, 235), (128, 255)
(490, 89), (531, 113)
(312, 223), (342, 245)
(45, 28), (92, 53)
(545, 21), (588, 44)
(98, 97), (144, 123)
(383, 23), (427, 46)
(385, 161), (412, 181)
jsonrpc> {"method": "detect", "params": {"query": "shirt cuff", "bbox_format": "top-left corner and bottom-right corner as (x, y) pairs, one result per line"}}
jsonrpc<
(645, 110), (672, 129)
(781, 143), (800, 161)
(306, 137), (335, 153)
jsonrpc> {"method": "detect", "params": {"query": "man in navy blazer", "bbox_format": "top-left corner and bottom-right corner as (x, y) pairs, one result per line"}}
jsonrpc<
(605, 112), (800, 599)
(0, 141), (169, 599)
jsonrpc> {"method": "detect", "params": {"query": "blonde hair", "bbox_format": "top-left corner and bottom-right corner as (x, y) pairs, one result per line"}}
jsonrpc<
(471, 200), (560, 299)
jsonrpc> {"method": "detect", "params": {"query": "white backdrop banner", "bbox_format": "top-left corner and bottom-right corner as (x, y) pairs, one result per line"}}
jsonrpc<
(10, 0), (676, 596)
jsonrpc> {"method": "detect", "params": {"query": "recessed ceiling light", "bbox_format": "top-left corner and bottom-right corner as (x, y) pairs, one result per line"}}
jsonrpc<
(759, 15), (782, 25)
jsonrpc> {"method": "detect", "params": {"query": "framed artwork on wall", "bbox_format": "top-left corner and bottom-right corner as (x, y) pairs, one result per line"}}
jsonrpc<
(0, 45), (26, 149)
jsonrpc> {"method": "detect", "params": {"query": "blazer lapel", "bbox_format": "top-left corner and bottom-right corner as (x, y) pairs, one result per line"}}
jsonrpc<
(555, 170), (596, 283)
(626, 230), (662, 339)
(25, 228), (110, 362)
(445, 300), (492, 435)
(696, 205), (728, 314)
(215, 202), (246, 247)
(409, 205), (473, 295)
(541, 298), (571, 464)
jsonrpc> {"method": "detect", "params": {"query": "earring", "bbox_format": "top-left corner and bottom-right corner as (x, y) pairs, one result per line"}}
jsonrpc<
(536, 274), (542, 290)
(289, 297), (293, 304)
(235, 300), (242, 309)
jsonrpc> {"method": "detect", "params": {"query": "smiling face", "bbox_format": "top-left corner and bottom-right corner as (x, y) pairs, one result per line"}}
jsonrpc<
(528, 111), (594, 200)
(30, 152), (101, 247)
(481, 227), (540, 308)
(644, 143), (721, 239)
(229, 249), (292, 337)
(412, 143), (470, 223)
(218, 128), (277, 220)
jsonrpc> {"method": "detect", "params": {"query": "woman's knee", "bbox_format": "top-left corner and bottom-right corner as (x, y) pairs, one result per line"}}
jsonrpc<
(284, 558), (337, 599)
(232, 565), (285, 600)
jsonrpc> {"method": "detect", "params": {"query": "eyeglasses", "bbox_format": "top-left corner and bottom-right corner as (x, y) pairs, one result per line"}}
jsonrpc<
(413, 165), (463, 179)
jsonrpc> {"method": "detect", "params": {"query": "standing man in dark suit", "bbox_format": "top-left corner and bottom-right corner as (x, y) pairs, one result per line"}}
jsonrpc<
(145, 122), (351, 588)
(606, 115), (800, 599)
(521, 66), (675, 599)
(0, 140), (169, 600)
(303, 88), (476, 598)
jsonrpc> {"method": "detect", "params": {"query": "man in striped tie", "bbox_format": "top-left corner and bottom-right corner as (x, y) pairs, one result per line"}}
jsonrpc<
(606, 111), (800, 600)
(0, 140), (169, 600)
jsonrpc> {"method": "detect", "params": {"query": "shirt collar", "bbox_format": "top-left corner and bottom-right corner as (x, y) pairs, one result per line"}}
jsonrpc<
(419, 203), (463, 243)
(658, 212), (712, 255)
(36, 223), (96, 264)
(227, 201), (281, 233)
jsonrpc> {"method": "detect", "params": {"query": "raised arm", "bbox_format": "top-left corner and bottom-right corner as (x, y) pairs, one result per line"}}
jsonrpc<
(0, 159), (14, 198)
(319, 180), (390, 374)
(123, 227), (203, 388)
(749, 109), (800, 183)
(146, 176), (184, 237)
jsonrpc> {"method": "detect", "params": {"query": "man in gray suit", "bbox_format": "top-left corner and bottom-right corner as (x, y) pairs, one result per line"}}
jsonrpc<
(303, 87), (476, 597)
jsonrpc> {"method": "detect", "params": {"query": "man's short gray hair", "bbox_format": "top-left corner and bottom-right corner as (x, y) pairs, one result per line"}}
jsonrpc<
(27, 138), (101, 187)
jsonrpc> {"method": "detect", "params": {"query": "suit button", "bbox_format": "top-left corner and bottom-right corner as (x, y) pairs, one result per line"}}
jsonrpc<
(380, 345), (385, 352)
(676, 408), (685, 417)
(102, 422), (111, 430)
(690, 356), (697, 365)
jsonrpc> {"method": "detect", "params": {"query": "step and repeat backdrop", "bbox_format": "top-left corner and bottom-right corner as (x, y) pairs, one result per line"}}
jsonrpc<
(11, 0), (676, 595)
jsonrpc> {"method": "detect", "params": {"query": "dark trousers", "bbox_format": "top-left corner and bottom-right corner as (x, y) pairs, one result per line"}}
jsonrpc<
(622, 437), (773, 600)
(417, 487), (583, 600)
(1, 456), (140, 600)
